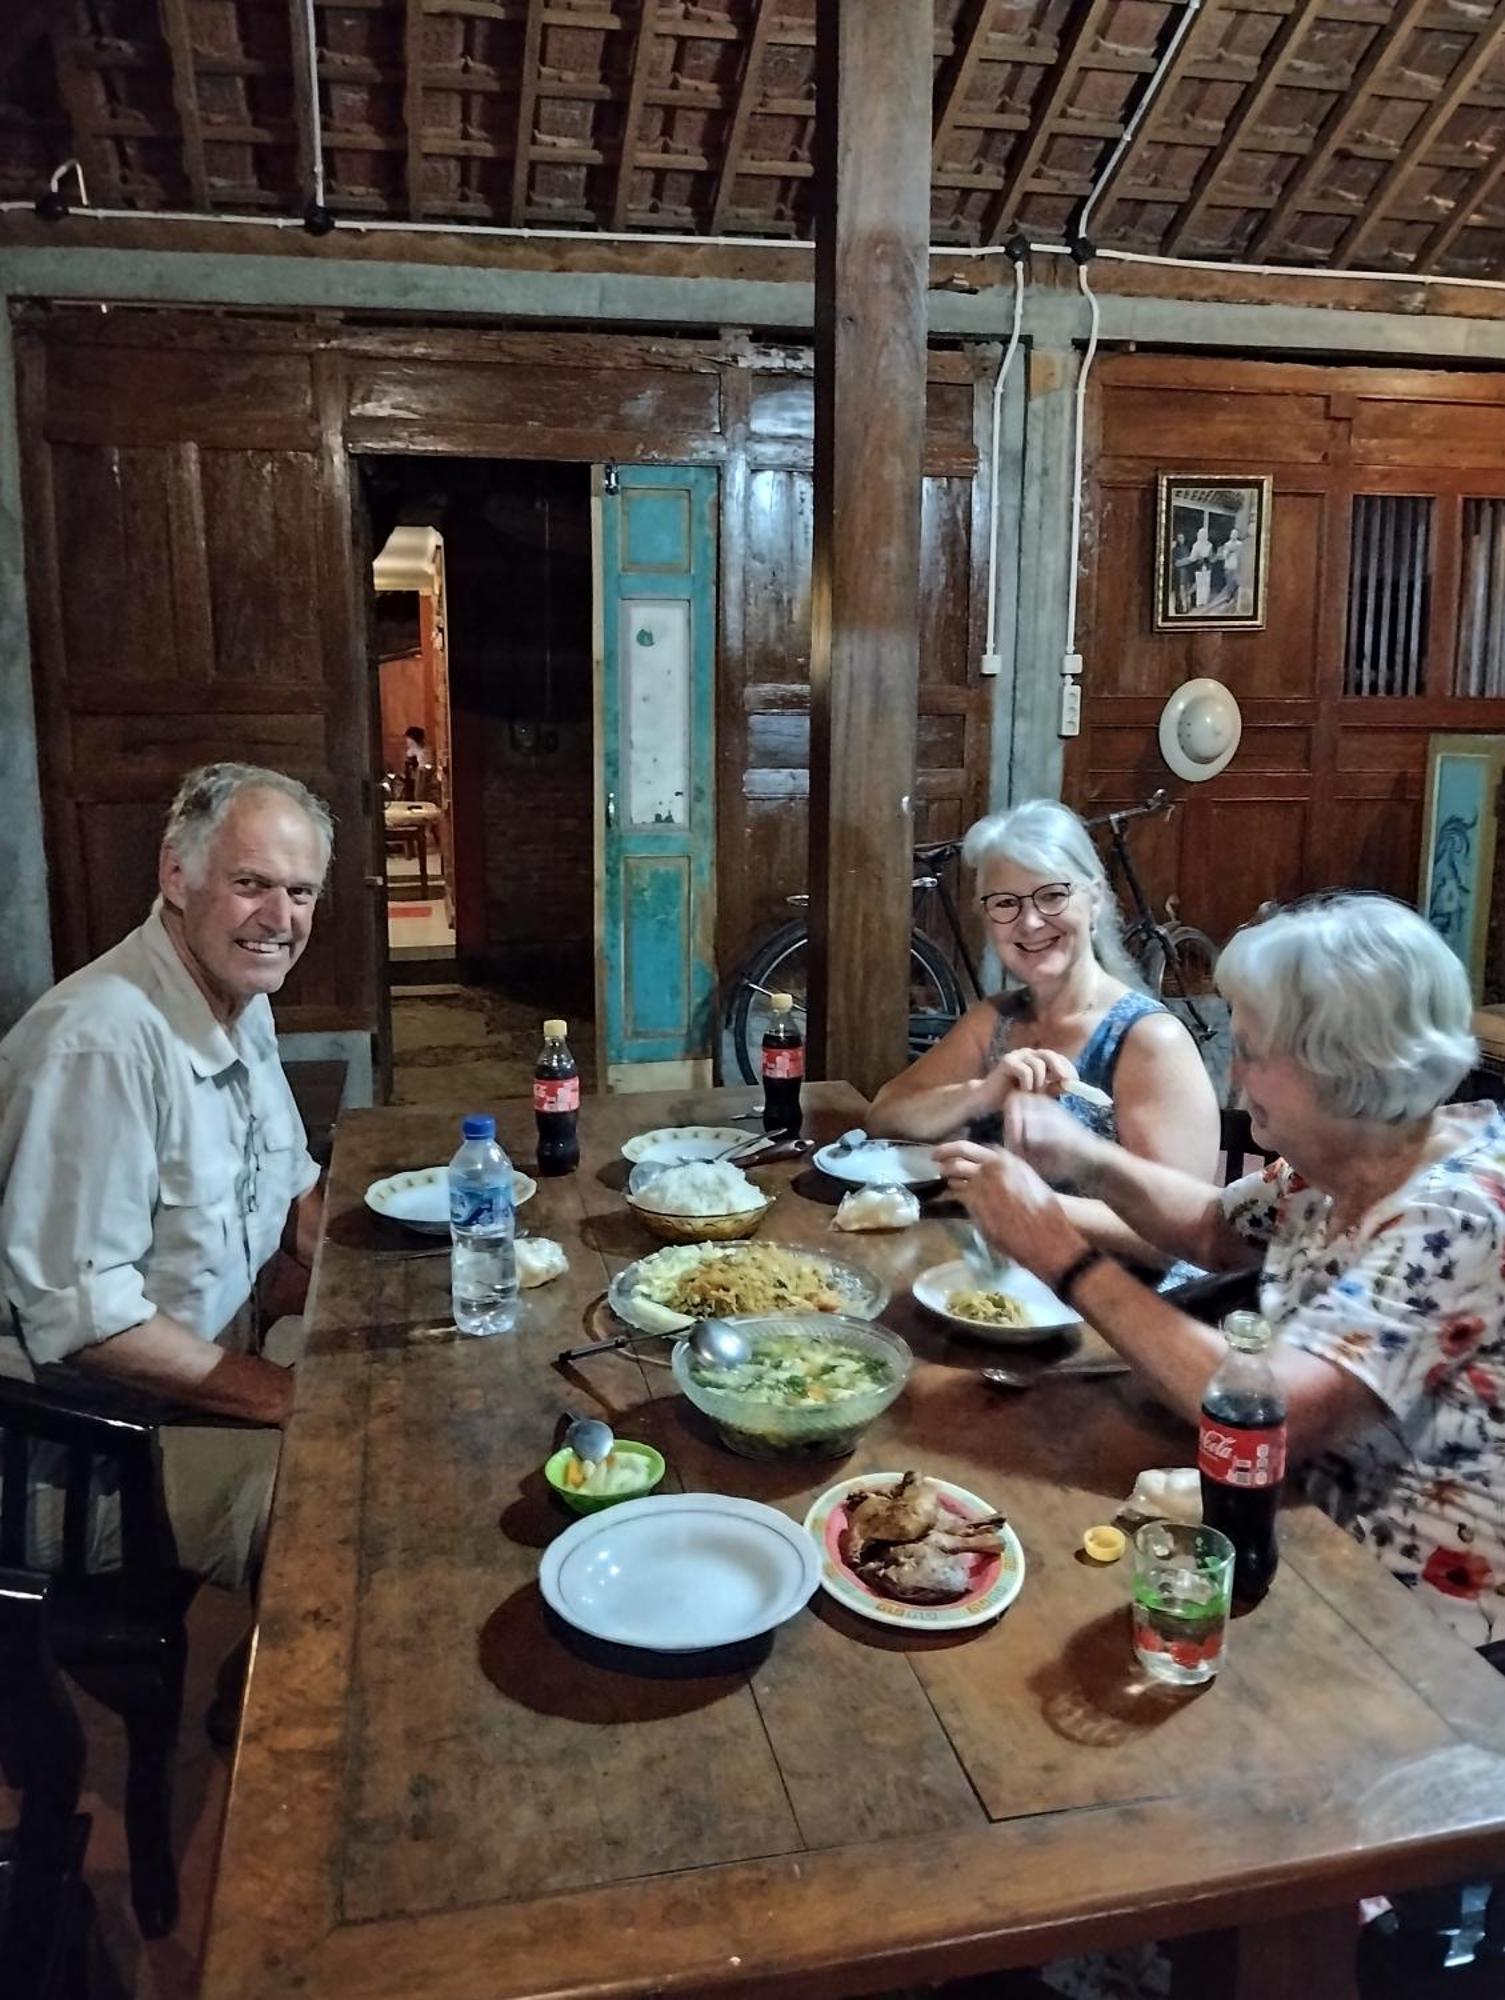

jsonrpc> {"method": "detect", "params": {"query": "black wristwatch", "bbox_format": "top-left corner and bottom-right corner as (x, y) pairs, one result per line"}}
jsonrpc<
(1054, 1248), (1113, 1307)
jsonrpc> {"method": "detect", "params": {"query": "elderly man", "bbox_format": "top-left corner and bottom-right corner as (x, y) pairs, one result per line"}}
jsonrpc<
(0, 762), (332, 1589)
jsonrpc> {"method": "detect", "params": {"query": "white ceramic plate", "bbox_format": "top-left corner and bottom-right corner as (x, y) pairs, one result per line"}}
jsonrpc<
(364, 1165), (538, 1236)
(813, 1139), (942, 1188)
(538, 1493), (821, 1651)
(607, 1240), (889, 1335)
(621, 1125), (751, 1167)
(803, 1473), (1025, 1631)
(912, 1258), (1078, 1346)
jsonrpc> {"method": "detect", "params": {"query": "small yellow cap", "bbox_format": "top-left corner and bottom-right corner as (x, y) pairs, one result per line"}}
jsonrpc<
(770, 992), (794, 1011)
(1082, 1524), (1127, 1564)
(543, 1018), (568, 1039)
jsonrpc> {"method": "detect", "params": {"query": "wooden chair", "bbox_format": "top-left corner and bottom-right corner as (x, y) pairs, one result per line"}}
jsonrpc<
(0, 1375), (197, 1939)
(0, 1569), (123, 1998)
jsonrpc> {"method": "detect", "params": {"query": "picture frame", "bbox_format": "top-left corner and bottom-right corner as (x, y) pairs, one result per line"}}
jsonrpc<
(1418, 732), (1505, 1001)
(1153, 474), (1272, 632)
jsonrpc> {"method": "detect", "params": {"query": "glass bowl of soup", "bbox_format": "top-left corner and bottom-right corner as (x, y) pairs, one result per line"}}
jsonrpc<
(672, 1315), (911, 1460)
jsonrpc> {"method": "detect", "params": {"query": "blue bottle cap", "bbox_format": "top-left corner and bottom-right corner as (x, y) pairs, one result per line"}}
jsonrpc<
(462, 1114), (496, 1140)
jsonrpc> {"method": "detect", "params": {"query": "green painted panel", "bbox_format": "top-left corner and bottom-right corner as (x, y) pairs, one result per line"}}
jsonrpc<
(623, 489), (691, 572)
(625, 855), (691, 1039)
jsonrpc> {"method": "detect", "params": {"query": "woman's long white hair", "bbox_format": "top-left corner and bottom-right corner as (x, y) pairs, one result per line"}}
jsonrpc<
(1217, 894), (1477, 1123)
(962, 798), (1143, 989)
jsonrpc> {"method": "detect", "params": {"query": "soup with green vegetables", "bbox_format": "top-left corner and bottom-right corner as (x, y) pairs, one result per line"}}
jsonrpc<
(689, 1330), (894, 1407)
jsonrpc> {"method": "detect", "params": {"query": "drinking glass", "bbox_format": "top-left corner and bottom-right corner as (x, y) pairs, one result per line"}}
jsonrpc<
(1131, 1520), (1234, 1686)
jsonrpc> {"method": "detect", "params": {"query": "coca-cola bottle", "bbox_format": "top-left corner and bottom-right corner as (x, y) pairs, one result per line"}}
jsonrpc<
(761, 992), (804, 1135)
(533, 1018), (580, 1176)
(1198, 1310), (1286, 1609)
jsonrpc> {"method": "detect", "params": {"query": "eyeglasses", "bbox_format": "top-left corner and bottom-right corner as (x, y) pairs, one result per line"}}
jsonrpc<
(978, 882), (1075, 926)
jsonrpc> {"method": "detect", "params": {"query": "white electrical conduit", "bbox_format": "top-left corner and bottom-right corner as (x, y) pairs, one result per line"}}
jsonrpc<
(301, 0), (327, 210)
(982, 254), (1026, 671)
(1079, 0), (1203, 244)
(1064, 256), (1101, 663)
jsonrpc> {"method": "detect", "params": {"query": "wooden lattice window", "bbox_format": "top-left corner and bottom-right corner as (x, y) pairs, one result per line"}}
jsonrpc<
(1456, 499), (1505, 698)
(1344, 495), (1433, 697)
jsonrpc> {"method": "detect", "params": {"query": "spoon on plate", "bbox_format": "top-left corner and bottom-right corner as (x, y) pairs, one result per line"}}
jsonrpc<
(688, 1318), (751, 1370)
(981, 1359), (1130, 1392)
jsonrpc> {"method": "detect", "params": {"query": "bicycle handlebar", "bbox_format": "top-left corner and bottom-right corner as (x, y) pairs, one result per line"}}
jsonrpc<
(1084, 789), (1175, 833)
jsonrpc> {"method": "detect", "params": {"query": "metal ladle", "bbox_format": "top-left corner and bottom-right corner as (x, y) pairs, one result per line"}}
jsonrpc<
(688, 1318), (751, 1370)
(981, 1359), (1129, 1392)
(563, 1412), (616, 1466)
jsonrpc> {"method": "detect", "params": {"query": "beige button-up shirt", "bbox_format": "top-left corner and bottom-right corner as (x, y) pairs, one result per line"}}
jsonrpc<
(0, 907), (319, 1371)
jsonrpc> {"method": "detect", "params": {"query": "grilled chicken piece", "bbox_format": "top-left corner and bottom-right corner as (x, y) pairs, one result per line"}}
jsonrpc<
(855, 1542), (977, 1604)
(842, 1471), (939, 1562)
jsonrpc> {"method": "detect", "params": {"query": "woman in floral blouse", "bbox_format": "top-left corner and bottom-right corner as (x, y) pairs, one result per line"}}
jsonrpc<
(936, 892), (1505, 1649)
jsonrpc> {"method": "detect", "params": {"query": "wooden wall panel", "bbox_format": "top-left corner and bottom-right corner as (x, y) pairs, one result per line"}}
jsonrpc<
(1072, 353), (1505, 960)
(199, 450), (325, 682)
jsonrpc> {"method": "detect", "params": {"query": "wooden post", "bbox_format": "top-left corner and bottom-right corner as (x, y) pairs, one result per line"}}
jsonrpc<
(808, 0), (930, 1097)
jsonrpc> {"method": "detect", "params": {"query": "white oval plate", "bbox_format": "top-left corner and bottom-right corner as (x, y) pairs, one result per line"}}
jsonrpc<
(364, 1165), (537, 1236)
(813, 1139), (941, 1188)
(912, 1258), (1078, 1346)
(620, 1125), (750, 1166)
(539, 1493), (821, 1651)
(607, 1240), (889, 1335)
(803, 1473), (1025, 1631)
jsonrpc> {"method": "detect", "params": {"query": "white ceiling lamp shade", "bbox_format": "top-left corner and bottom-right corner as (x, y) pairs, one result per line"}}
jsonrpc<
(372, 524), (443, 595)
(1158, 677), (1242, 782)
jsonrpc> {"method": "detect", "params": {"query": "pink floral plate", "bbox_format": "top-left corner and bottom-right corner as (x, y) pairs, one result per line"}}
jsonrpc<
(802, 1471), (1025, 1631)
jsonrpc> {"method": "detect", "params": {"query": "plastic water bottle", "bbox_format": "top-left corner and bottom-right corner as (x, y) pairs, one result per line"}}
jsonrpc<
(448, 1115), (519, 1336)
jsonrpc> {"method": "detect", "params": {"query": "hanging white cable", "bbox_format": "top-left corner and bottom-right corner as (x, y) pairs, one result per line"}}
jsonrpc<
(981, 253), (1026, 674)
(301, 0), (326, 209)
(48, 159), (87, 205)
(1079, 0), (1202, 243)
(1065, 255), (1101, 662)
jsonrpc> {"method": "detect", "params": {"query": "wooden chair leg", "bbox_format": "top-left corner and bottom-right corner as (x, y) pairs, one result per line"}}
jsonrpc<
(119, 1634), (187, 1939)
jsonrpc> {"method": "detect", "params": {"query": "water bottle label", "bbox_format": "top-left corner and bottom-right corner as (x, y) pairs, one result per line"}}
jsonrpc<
(450, 1185), (513, 1231)
(763, 1047), (804, 1080)
(534, 1077), (580, 1113)
(1198, 1420), (1286, 1489)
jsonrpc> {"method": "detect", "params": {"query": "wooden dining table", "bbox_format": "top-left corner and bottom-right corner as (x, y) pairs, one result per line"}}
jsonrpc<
(200, 1083), (1505, 2000)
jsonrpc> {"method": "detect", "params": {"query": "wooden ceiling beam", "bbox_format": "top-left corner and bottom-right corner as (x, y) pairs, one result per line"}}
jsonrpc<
(159, 0), (210, 207)
(710, 0), (774, 232)
(1165, 0), (1322, 253)
(403, 0), (427, 220)
(982, 0), (1114, 242)
(932, 0), (996, 166)
(1336, 2), (1505, 269)
(611, 0), (659, 230)
(1415, 136), (1505, 269)
(1077, 1), (1232, 237)
(1245, 0), (1434, 258)
(287, 0), (319, 204)
(49, 8), (120, 204)
(510, 0), (545, 223)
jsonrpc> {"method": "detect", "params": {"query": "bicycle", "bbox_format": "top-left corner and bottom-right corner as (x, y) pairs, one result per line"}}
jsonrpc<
(720, 794), (1222, 1085)
(1086, 790), (1220, 1046)
(722, 840), (985, 1086)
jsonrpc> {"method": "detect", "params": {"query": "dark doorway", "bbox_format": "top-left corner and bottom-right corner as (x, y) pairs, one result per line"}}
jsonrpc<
(360, 457), (597, 1100)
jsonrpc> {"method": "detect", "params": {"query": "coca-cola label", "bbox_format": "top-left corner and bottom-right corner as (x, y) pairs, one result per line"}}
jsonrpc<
(763, 1046), (804, 1080)
(1198, 1418), (1287, 1489)
(534, 1077), (580, 1113)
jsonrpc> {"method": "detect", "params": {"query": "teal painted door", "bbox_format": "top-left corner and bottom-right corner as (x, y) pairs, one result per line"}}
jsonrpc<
(598, 465), (718, 1074)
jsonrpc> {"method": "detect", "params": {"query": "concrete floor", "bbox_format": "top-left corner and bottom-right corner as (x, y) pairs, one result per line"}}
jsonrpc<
(390, 983), (598, 1113)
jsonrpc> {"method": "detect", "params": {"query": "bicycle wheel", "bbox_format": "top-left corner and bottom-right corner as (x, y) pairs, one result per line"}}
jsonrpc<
(724, 924), (965, 1085)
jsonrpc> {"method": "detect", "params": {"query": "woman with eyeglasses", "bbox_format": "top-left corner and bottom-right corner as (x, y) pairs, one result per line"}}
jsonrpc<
(869, 798), (1219, 1210)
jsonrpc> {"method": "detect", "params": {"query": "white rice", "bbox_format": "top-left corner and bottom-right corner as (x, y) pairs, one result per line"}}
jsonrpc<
(633, 1161), (764, 1216)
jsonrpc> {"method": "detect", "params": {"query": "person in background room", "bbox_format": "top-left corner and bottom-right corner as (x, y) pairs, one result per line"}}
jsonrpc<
(403, 724), (432, 801)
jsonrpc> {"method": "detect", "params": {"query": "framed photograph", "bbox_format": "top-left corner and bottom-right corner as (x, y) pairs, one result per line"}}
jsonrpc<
(1154, 475), (1272, 632)
(1419, 732), (1505, 1001)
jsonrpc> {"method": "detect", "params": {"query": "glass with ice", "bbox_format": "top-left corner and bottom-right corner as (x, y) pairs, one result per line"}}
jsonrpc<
(1131, 1520), (1235, 1686)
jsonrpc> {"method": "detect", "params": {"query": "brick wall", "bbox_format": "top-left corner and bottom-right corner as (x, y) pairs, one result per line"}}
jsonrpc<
(481, 716), (594, 957)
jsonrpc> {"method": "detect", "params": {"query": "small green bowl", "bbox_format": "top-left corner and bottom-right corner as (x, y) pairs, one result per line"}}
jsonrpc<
(543, 1440), (666, 1515)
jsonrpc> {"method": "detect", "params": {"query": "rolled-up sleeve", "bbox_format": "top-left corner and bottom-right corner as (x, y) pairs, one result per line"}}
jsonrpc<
(1, 1049), (161, 1365)
(1219, 1162), (1283, 1252)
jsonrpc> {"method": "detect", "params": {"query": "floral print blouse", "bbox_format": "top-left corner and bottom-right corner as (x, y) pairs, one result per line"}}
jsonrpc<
(1219, 1101), (1505, 1646)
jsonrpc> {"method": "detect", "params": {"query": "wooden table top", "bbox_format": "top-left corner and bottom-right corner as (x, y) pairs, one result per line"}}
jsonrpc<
(201, 1084), (1505, 2000)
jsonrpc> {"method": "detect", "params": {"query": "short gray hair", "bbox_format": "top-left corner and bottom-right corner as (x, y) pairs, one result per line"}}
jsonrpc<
(163, 763), (334, 884)
(962, 797), (1143, 989)
(1216, 894), (1477, 1123)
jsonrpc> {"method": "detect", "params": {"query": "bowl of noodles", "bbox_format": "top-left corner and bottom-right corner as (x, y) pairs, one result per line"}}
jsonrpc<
(672, 1315), (911, 1460)
(608, 1240), (888, 1336)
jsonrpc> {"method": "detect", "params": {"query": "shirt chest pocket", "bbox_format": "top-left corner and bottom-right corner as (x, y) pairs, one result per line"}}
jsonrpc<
(156, 1147), (237, 1269)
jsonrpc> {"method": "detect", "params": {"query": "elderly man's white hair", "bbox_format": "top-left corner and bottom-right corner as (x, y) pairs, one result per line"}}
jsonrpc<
(162, 763), (335, 885)
(1217, 893), (1477, 1124)
(962, 796), (1143, 991)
